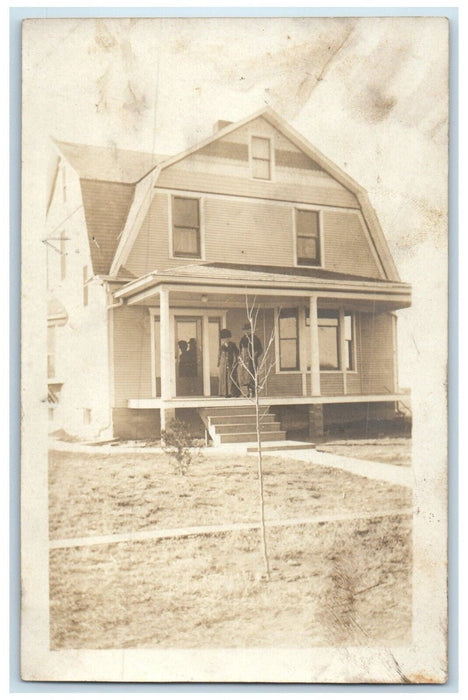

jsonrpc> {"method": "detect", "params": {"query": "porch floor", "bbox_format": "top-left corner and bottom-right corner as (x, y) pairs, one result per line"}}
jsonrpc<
(127, 393), (407, 409)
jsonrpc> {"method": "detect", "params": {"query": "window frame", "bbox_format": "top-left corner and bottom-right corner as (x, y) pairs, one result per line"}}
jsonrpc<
(317, 310), (340, 372)
(169, 195), (204, 260)
(275, 307), (301, 373)
(304, 308), (357, 374)
(249, 135), (274, 181)
(293, 206), (324, 268)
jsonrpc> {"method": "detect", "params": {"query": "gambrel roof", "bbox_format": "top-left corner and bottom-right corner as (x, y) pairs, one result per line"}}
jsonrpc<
(53, 108), (401, 282)
(51, 141), (168, 275)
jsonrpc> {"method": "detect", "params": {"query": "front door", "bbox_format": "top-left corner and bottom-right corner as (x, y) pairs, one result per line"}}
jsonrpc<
(175, 316), (204, 396)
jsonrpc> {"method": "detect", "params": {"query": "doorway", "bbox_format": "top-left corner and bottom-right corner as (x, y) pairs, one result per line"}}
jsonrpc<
(175, 316), (203, 396)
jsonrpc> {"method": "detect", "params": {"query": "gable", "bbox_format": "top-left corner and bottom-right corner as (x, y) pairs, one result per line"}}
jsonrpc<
(156, 117), (359, 210)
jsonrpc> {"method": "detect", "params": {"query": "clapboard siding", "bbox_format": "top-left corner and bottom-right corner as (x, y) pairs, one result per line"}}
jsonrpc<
(113, 305), (153, 407)
(126, 193), (169, 277)
(359, 313), (395, 394)
(125, 193), (382, 278)
(155, 170), (358, 208)
(322, 210), (382, 279)
(319, 373), (345, 396)
(204, 199), (293, 266)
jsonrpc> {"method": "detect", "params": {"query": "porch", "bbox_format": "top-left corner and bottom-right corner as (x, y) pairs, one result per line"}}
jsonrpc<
(111, 263), (411, 440)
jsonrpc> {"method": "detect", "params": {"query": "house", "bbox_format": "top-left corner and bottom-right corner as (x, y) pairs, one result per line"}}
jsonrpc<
(46, 107), (411, 444)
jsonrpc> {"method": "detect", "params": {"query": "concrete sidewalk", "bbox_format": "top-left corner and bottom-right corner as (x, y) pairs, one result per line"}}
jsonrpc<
(49, 438), (413, 488)
(263, 446), (413, 488)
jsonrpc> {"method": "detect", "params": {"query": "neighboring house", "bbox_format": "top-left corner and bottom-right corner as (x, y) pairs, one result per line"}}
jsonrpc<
(46, 107), (411, 444)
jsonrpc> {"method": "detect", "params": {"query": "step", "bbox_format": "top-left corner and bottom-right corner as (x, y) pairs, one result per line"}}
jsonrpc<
(214, 422), (282, 435)
(217, 430), (287, 444)
(209, 414), (277, 426)
(201, 405), (271, 417)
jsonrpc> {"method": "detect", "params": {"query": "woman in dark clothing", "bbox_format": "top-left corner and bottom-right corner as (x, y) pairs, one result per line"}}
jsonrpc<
(177, 340), (191, 377)
(218, 329), (239, 397)
(238, 323), (263, 398)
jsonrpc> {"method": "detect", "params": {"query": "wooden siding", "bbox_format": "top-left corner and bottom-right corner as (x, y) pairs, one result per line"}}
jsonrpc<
(156, 117), (358, 208)
(126, 193), (169, 277)
(322, 210), (382, 279)
(359, 312), (395, 394)
(204, 199), (293, 266)
(113, 305), (153, 407)
(125, 193), (383, 279)
(156, 169), (358, 209)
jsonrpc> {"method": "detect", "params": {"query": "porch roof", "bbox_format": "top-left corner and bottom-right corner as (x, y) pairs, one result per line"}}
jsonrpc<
(114, 262), (411, 306)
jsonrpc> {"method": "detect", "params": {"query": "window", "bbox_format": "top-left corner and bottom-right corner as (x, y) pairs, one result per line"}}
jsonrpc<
(47, 325), (55, 378)
(344, 313), (355, 370)
(278, 308), (299, 371)
(172, 196), (201, 258)
(83, 265), (89, 306)
(60, 231), (67, 280)
(318, 311), (339, 370)
(251, 136), (272, 180)
(296, 209), (321, 266)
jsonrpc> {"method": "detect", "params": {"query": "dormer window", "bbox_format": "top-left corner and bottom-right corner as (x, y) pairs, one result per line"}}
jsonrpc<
(250, 136), (272, 180)
(172, 196), (201, 258)
(295, 209), (321, 266)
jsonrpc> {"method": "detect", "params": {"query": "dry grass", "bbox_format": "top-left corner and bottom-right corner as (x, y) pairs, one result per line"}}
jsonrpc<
(318, 437), (411, 467)
(49, 450), (411, 539)
(50, 514), (412, 649)
(48, 449), (412, 649)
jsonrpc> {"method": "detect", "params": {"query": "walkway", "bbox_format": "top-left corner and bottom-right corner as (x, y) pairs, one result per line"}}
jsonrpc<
(49, 508), (412, 551)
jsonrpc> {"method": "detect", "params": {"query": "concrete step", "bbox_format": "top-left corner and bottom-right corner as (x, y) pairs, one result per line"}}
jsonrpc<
(214, 422), (282, 435)
(209, 413), (277, 426)
(217, 430), (287, 444)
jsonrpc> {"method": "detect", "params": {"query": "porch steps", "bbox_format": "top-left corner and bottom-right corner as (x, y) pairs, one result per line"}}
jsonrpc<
(198, 405), (287, 446)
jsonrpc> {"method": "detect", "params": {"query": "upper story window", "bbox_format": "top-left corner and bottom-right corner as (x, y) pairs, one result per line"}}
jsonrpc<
(278, 308), (299, 371)
(172, 196), (201, 258)
(251, 136), (272, 180)
(296, 209), (321, 266)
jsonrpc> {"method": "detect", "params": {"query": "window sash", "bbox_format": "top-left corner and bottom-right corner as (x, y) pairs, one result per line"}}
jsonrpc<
(278, 309), (299, 371)
(296, 210), (321, 265)
(172, 197), (201, 257)
(173, 226), (200, 257)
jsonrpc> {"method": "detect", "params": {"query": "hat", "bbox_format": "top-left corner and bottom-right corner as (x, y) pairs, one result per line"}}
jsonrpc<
(220, 328), (232, 339)
(242, 323), (252, 331)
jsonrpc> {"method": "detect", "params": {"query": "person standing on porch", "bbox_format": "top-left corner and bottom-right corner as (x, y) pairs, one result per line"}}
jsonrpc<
(217, 329), (239, 398)
(238, 323), (263, 398)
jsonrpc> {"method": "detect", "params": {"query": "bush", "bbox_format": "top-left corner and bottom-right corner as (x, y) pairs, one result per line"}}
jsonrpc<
(161, 419), (197, 475)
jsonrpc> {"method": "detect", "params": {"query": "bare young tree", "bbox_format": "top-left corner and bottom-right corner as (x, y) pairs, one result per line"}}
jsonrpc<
(233, 296), (279, 581)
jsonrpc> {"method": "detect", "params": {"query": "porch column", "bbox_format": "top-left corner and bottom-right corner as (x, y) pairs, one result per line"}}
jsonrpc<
(202, 315), (211, 397)
(159, 286), (174, 432)
(309, 295), (321, 396)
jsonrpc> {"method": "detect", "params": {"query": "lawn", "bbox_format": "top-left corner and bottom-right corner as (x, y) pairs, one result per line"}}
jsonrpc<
(49, 449), (412, 649)
(49, 450), (411, 539)
(317, 437), (411, 467)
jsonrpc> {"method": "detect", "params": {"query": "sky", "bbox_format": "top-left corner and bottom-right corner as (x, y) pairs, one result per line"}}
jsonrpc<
(23, 16), (449, 386)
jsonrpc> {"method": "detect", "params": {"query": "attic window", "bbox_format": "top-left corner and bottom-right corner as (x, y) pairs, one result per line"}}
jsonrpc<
(251, 136), (272, 180)
(172, 197), (201, 258)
